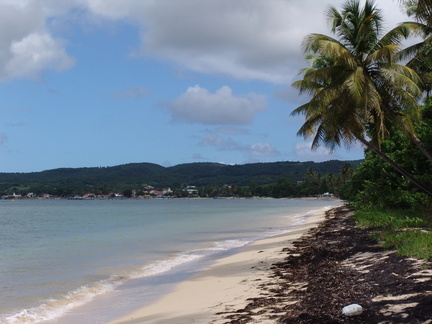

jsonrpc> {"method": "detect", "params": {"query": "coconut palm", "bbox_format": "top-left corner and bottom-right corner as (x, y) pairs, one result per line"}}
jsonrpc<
(306, 167), (317, 180)
(394, 0), (432, 161)
(396, 0), (432, 98)
(400, 0), (432, 29)
(291, 0), (432, 196)
(341, 163), (354, 183)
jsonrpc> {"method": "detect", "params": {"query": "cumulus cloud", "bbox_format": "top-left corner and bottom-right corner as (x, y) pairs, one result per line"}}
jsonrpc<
(249, 142), (279, 157)
(4, 32), (74, 80)
(199, 130), (280, 160)
(0, 0), (408, 82)
(135, 0), (324, 83)
(0, 1), (75, 81)
(166, 85), (266, 125)
(294, 141), (334, 162)
(200, 133), (240, 150)
(108, 0), (407, 83)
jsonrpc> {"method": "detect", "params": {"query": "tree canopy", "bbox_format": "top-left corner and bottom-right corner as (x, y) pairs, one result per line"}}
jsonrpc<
(292, 0), (432, 196)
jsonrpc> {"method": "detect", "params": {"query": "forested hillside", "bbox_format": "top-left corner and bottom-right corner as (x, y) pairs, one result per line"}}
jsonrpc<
(0, 160), (361, 196)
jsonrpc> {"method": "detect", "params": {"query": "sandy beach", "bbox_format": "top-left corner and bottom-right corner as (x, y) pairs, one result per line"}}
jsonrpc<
(109, 210), (328, 324)
(109, 205), (432, 324)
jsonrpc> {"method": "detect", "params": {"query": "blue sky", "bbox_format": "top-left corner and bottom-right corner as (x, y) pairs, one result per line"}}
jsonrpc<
(0, 0), (408, 172)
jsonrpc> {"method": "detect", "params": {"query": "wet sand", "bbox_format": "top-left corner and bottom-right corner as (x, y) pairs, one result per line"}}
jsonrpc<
(109, 210), (328, 324)
(110, 206), (432, 323)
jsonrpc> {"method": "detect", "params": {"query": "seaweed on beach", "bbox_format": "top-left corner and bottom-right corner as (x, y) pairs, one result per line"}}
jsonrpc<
(222, 206), (432, 323)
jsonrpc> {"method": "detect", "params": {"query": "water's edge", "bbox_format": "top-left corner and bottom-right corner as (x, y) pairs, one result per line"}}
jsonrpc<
(0, 198), (341, 324)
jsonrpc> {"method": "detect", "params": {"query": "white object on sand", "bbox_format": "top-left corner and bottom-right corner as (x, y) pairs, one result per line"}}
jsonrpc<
(342, 304), (363, 316)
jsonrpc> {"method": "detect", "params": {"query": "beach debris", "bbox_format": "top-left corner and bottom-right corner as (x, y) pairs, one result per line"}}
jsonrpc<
(342, 303), (363, 316)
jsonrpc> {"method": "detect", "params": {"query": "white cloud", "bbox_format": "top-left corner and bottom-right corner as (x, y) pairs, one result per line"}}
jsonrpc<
(294, 141), (334, 161)
(135, 0), (323, 83)
(200, 132), (240, 150)
(167, 85), (266, 125)
(4, 32), (74, 80)
(250, 142), (279, 157)
(199, 130), (280, 160)
(0, 0), (409, 82)
(0, 1), (75, 81)
(122, 0), (407, 83)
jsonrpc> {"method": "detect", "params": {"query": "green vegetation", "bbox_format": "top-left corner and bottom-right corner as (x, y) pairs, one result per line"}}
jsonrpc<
(354, 209), (432, 260)
(292, 0), (430, 196)
(347, 99), (432, 210)
(0, 160), (361, 198)
(349, 113), (432, 258)
(354, 209), (428, 230)
(293, 0), (432, 259)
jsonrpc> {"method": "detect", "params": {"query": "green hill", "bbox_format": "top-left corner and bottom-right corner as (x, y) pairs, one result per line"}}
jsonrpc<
(0, 160), (362, 195)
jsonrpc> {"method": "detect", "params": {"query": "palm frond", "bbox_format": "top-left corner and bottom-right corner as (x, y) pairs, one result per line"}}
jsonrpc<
(365, 44), (399, 67)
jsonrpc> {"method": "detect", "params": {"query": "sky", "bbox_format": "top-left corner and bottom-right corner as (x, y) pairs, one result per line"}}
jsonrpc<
(0, 0), (410, 172)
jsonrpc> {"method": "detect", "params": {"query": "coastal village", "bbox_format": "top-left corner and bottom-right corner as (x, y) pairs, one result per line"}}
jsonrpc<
(1, 186), (335, 200)
(1, 186), (179, 200)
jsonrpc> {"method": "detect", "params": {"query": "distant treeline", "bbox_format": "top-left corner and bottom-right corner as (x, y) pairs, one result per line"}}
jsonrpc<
(0, 160), (361, 198)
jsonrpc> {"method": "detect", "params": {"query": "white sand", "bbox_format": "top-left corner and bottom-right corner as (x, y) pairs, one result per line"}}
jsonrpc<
(109, 211), (329, 324)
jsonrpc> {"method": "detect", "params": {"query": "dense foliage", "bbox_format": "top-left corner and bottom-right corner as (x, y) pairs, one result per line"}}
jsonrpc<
(292, 0), (432, 206)
(348, 99), (432, 209)
(292, 0), (432, 259)
(0, 160), (361, 198)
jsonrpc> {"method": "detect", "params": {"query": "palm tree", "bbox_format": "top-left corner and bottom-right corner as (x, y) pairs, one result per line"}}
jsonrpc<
(325, 173), (338, 189)
(306, 167), (317, 180)
(341, 163), (354, 183)
(291, 0), (432, 196)
(400, 0), (432, 29)
(396, 0), (432, 98)
(395, 0), (432, 161)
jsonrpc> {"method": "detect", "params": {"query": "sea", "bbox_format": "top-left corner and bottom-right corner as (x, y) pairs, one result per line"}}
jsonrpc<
(0, 198), (341, 324)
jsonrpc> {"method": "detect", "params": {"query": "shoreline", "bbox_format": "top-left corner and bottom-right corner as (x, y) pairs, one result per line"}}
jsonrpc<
(221, 206), (432, 323)
(108, 208), (331, 324)
(108, 205), (432, 323)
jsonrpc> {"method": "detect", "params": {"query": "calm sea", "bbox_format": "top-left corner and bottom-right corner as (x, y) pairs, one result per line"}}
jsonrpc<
(0, 198), (341, 324)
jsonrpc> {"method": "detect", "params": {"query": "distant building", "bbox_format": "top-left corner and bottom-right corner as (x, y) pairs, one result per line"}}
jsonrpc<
(163, 188), (173, 195)
(322, 192), (334, 198)
(186, 186), (197, 195)
(150, 190), (164, 197)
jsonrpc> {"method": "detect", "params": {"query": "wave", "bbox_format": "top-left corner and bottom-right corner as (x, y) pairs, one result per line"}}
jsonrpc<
(3, 275), (127, 323)
(1, 238), (250, 324)
(2, 204), (340, 323)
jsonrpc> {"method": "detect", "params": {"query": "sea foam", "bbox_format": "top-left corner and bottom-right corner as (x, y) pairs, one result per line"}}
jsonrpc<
(3, 252), (204, 323)
(1, 199), (341, 324)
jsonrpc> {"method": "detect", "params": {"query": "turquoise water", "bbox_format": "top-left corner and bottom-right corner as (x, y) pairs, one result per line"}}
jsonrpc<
(0, 198), (341, 323)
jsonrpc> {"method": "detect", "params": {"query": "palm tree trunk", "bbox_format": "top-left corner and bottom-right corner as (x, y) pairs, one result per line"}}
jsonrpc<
(411, 134), (432, 163)
(356, 137), (432, 196)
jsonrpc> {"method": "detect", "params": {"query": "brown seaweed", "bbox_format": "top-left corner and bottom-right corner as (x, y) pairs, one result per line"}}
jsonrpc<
(220, 206), (432, 324)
